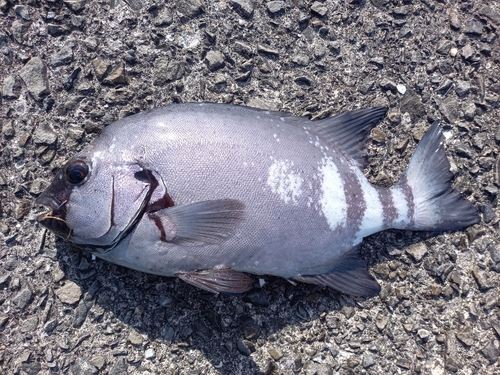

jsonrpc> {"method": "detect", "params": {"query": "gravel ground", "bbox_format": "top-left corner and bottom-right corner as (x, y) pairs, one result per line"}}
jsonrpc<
(1, 0), (500, 374)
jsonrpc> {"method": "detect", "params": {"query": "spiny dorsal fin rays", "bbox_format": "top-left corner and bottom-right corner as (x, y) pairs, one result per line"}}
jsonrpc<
(309, 107), (388, 169)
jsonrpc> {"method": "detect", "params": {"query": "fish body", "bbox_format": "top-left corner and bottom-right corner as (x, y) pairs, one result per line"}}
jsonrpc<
(37, 103), (479, 296)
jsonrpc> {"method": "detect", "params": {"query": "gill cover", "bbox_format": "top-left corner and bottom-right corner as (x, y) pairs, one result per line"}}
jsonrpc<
(37, 156), (154, 249)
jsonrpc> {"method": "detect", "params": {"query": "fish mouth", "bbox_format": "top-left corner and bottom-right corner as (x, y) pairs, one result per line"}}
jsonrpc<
(36, 196), (72, 240)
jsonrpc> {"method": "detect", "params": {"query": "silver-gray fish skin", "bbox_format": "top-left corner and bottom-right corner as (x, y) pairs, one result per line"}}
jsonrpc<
(37, 103), (479, 296)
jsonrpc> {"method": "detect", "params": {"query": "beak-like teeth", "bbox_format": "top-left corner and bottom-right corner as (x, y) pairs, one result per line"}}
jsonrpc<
(35, 194), (71, 238)
(36, 196), (60, 211)
(36, 211), (51, 223)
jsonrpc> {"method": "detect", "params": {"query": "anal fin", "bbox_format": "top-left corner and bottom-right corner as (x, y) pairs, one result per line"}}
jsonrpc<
(176, 268), (254, 294)
(294, 249), (381, 297)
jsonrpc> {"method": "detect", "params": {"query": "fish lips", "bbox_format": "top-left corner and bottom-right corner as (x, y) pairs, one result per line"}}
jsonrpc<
(36, 195), (72, 240)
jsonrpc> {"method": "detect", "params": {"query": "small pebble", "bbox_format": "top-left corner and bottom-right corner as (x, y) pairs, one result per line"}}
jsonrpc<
(405, 242), (428, 262)
(267, 1), (284, 14)
(370, 128), (386, 143)
(144, 348), (156, 360)
(55, 281), (82, 305)
(396, 84), (406, 95)
(417, 329), (431, 341)
(268, 348), (283, 360)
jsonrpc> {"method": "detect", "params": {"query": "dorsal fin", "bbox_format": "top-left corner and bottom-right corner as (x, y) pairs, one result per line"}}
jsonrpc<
(309, 107), (387, 168)
(219, 104), (386, 168)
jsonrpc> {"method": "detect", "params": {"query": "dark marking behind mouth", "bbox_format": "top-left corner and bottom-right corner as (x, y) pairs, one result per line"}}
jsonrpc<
(85, 167), (161, 253)
(89, 167), (175, 250)
(141, 169), (175, 243)
(149, 213), (168, 242)
(137, 168), (176, 212)
(40, 166), (174, 251)
(137, 167), (175, 243)
(148, 192), (175, 212)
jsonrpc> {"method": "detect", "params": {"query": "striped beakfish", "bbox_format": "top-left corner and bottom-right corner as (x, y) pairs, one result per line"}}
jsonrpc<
(36, 103), (480, 296)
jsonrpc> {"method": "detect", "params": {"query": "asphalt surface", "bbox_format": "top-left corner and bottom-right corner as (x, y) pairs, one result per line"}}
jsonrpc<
(1, 0), (499, 374)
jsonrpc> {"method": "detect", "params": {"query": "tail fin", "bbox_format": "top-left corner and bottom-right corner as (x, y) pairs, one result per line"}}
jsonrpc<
(395, 121), (480, 231)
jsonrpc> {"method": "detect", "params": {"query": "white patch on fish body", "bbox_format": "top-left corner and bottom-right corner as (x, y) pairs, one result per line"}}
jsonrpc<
(307, 195), (313, 208)
(391, 187), (410, 227)
(318, 157), (347, 231)
(165, 132), (177, 141)
(109, 137), (117, 152)
(267, 159), (303, 204)
(92, 151), (102, 164)
(355, 176), (384, 243)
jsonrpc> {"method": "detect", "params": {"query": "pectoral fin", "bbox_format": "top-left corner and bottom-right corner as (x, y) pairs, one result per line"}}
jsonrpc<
(148, 199), (245, 245)
(295, 249), (381, 297)
(176, 268), (254, 294)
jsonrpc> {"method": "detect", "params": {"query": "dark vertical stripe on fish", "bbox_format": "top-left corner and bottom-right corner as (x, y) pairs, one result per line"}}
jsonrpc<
(399, 175), (415, 228)
(343, 164), (366, 236)
(378, 187), (397, 228)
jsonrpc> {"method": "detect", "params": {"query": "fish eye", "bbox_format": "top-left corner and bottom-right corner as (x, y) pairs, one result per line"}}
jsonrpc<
(66, 160), (89, 184)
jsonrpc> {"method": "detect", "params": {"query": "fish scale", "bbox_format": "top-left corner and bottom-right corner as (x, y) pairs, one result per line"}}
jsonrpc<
(36, 103), (480, 296)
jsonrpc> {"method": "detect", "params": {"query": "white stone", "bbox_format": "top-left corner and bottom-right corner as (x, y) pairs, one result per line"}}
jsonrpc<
(144, 348), (156, 360)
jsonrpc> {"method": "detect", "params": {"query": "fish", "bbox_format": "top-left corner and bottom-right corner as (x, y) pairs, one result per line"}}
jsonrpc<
(36, 103), (480, 296)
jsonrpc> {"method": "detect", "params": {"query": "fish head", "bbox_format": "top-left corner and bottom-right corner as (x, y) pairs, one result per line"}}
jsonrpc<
(36, 152), (156, 251)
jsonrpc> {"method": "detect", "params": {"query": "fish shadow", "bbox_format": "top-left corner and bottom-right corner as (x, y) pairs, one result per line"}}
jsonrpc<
(53, 228), (437, 374)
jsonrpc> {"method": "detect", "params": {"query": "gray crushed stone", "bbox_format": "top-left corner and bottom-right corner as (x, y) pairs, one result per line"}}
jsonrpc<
(1, 0), (499, 374)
